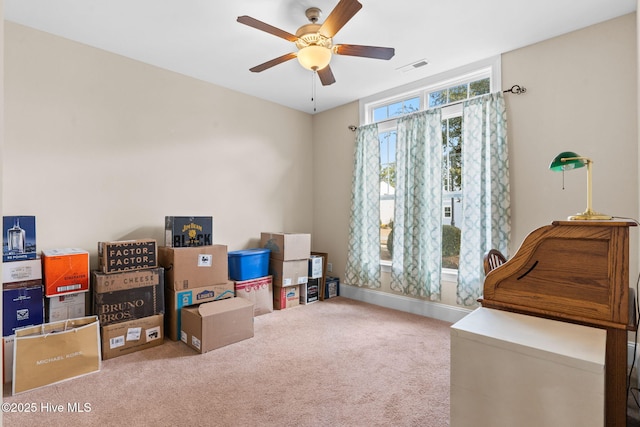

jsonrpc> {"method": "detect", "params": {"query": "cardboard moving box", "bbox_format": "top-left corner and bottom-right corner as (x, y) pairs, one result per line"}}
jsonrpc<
(42, 248), (90, 296)
(100, 314), (164, 360)
(270, 259), (309, 287)
(92, 268), (165, 326)
(98, 239), (157, 274)
(260, 232), (310, 261)
(159, 245), (228, 290)
(180, 297), (254, 354)
(273, 285), (300, 310)
(234, 276), (273, 316)
(165, 281), (235, 341)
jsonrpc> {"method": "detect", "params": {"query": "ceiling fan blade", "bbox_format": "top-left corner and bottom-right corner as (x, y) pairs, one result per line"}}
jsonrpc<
(317, 66), (336, 86)
(237, 15), (298, 42)
(249, 53), (298, 73)
(334, 44), (395, 60)
(319, 0), (363, 38)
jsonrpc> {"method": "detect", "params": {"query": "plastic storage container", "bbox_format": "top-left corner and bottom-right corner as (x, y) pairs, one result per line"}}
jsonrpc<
(228, 248), (271, 281)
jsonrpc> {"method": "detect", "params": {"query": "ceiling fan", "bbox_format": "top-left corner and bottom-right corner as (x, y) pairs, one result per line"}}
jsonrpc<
(237, 0), (395, 86)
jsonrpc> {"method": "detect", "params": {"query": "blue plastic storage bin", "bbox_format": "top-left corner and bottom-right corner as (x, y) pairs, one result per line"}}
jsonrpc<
(228, 248), (271, 281)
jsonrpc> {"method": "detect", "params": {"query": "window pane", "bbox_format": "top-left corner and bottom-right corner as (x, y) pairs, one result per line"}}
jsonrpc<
(380, 131), (396, 262)
(470, 78), (490, 97)
(442, 201), (461, 269)
(404, 97), (420, 113)
(442, 115), (463, 270)
(448, 84), (468, 102)
(429, 90), (447, 108)
(373, 106), (388, 122)
(442, 117), (462, 192)
(388, 101), (404, 118)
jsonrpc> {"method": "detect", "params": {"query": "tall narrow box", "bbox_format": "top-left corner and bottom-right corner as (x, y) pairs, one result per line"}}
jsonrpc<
(165, 216), (213, 247)
(300, 279), (320, 305)
(308, 255), (323, 279)
(3, 216), (36, 262)
(41, 248), (90, 296)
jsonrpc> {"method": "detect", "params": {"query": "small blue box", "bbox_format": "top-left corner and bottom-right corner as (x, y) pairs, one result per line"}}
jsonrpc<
(3, 282), (44, 336)
(228, 248), (271, 281)
(3, 216), (37, 263)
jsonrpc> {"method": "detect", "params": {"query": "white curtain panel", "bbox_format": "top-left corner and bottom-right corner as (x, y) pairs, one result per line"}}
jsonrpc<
(391, 110), (443, 299)
(457, 92), (511, 306)
(345, 123), (382, 288)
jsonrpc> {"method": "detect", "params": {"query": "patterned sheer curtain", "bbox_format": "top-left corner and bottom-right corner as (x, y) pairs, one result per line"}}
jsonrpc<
(457, 92), (511, 306)
(345, 123), (382, 288)
(390, 110), (443, 299)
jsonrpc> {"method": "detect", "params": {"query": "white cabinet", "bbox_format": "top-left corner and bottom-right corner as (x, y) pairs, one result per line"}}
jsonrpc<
(450, 307), (606, 427)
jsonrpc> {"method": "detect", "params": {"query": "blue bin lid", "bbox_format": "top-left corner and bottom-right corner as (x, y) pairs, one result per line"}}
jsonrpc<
(228, 248), (271, 257)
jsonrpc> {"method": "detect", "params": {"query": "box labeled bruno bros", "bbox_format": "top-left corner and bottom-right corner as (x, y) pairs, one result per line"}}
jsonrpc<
(92, 268), (165, 326)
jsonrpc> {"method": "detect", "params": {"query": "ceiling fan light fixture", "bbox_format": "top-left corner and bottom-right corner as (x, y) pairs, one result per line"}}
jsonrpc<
(297, 45), (332, 71)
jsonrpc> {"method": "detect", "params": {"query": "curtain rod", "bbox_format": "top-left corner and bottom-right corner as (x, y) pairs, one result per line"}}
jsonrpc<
(347, 84), (526, 131)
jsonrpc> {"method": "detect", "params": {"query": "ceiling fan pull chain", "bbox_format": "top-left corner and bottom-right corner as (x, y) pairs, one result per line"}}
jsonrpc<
(312, 70), (317, 112)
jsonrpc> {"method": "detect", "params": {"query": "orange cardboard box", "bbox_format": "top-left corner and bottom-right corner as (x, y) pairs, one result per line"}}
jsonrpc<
(41, 248), (90, 297)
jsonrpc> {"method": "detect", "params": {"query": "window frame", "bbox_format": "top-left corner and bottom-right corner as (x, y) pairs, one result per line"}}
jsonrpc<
(360, 56), (501, 276)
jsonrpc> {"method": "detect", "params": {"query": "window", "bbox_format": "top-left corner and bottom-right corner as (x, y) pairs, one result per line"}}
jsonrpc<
(362, 57), (500, 269)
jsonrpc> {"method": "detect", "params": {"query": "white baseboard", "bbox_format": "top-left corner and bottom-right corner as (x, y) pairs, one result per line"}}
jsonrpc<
(341, 284), (639, 369)
(340, 283), (472, 324)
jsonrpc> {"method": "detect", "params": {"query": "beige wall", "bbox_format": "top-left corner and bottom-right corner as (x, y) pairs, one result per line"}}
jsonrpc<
(3, 13), (638, 310)
(3, 22), (314, 267)
(313, 13), (638, 308)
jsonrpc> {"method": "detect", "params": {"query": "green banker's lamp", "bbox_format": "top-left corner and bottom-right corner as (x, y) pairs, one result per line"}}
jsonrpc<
(549, 151), (612, 220)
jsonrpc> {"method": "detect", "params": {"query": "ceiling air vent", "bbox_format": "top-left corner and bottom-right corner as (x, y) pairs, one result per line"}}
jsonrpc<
(396, 59), (429, 73)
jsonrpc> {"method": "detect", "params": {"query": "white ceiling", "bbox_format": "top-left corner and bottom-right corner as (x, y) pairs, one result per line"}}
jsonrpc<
(4, 0), (637, 114)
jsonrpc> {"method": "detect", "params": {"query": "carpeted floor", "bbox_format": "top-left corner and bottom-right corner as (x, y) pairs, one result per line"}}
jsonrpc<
(2, 297), (452, 426)
(4, 296), (640, 426)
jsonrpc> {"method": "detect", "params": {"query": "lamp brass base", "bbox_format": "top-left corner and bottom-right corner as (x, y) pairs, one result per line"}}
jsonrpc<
(568, 211), (612, 221)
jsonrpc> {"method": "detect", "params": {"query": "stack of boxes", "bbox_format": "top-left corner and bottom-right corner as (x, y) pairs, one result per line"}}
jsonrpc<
(261, 232), (311, 310)
(93, 239), (165, 359)
(2, 216), (42, 383)
(302, 254), (324, 305)
(42, 247), (90, 322)
(159, 216), (236, 343)
(229, 248), (273, 316)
